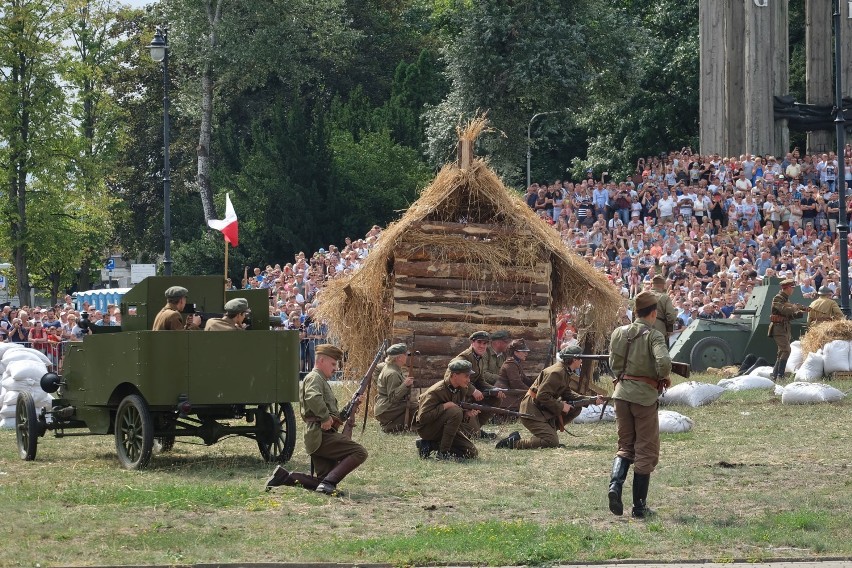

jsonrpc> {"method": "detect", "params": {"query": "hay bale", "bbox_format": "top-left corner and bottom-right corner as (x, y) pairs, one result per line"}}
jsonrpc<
(800, 320), (852, 357)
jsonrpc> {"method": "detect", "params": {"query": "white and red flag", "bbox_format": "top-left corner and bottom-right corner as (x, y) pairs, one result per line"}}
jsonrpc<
(207, 193), (239, 247)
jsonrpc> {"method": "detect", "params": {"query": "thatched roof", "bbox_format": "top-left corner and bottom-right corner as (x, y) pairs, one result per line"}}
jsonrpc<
(316, 130), (622, 377)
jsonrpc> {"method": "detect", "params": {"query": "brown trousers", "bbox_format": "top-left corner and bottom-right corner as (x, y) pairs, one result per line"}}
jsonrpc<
(310, 430), (368, 478)
(772, 329), (792, 360)
(615, 399), (659, 474)
(416, 405), (478, 457)
(515, 407), (581, 449)
(376, 399), (419, 433)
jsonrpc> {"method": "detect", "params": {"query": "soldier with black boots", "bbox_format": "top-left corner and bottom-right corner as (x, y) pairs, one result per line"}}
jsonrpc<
(608, 291), (671, 519)
(768, 279), (807, 382)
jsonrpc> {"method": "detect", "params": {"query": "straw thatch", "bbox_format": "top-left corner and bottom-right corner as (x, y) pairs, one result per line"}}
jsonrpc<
(801, 320), (852, 356)
(316, 123), (623, 378)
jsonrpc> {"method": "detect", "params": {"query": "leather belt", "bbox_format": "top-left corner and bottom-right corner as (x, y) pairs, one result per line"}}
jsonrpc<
(623, 374), (662, 389)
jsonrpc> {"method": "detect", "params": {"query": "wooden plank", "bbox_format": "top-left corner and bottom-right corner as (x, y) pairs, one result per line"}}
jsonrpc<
(389, 334), (554, 357)
(394, 259), (548, 281)
(409, 220), (531, 238)
(395, 299), (550, 323)
(392, 320), (552, 341)
(395, 275), (549, 294)
(392, 287), (549, 307)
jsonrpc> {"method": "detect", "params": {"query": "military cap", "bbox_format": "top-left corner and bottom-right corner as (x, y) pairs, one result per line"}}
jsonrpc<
(469, 330), (490, 341)
(224, 297), (248, 315)
(818, 286), (833, 296)
(558, 345), (583, 360)
(508, 339), (530, 353)
(490, 330), (511, 341)
(780, 278), (795, 288)
(386, 342), (407, 356)
(447, 358), (475, 374)
(165, 286), (188, 301)
(316, 344), (344, 361)
(634, 290), (658, 311)
(652, 275), (666, 286)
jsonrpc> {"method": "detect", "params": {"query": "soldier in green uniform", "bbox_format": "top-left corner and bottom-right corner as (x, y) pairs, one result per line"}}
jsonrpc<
(414, 359), (479, 460)
(496, 339), (532, 412)
(444, 331), (504, 439)
(204, 298), (248, 331)
(651, 275), (676, 342)
(495, 345), (603, 450)
(807, 287), (843, 327)
(265, 344), (368, 494)
(769, 279), (808, 381)
(484, 330), (511, 380)
(608, 290), (671, 519)
(152, 286), (197, 330)
(374, 342), (418, 433)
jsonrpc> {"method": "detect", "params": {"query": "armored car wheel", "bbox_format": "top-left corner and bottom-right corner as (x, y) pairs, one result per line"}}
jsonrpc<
(16, 391), (39, 461)
(256, 402), (296, 463)
(690, 336), (733, 372)
(115, 394), (154, 470)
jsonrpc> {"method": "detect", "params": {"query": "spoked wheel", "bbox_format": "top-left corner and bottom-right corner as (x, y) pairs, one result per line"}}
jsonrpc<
(115, 394), (154, 470)
(15, 391), (39, 461)
(256, 402), (296, 463)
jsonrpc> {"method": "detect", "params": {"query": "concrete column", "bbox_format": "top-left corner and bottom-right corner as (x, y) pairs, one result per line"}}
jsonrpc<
(744, 0), (775, 156)
(806, 0), (833, 153)
(727, 0), (746, 156)
(700, 0), (728, 155)
(772, 0), (790, 157)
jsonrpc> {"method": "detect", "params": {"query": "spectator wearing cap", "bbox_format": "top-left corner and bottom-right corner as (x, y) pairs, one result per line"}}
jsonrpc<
(374, 343), (417, 433)
(496, 339), (533, 412)
(608, 290), (671, 519)
(413, 358), (480, 461)
(495, 345), (603, 451)
(267, 344), (368, 494)
(204, 298), (249, 331)
(807, 286), (843, 327)
(152, 286), (194, 331)
(768, 278), (808, 381)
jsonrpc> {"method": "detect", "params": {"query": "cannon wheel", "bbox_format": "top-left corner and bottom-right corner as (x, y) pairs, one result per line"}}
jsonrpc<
(115, 394), (154, 470)
(256, 402), (296, 463)
(690, 336), (733, 372)
(15, 391), (39, 461)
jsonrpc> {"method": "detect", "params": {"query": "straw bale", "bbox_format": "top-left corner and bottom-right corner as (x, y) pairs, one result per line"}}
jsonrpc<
(316, 131), (622, 379)
(801, 320), (852, 356)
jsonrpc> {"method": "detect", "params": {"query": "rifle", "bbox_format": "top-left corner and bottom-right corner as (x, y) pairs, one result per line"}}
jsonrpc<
(483, 387), (528, 397)
(456, 401), (534, 420)
(574, 353), (691, 379)
(341, 339), (388, 439)
(565, 395), (607, 409)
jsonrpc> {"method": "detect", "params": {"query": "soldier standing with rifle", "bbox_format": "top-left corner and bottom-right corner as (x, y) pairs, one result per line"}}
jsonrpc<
(769, 279), (808, 382)
(374, 343), (417, 433)
(807, 287), (843, 327)
(607, 291), (671, 519)
(494, 345), (603, 450)
(650, 275), (676, 343)
(266, 344), (368, 495)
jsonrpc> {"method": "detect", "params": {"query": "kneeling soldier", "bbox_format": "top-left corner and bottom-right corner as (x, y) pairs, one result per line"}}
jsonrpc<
(414, 359), (479, 460)
(496, 339), (532, 412)
(374, 342), (418, 433)
(266, 344), (368, 495)
(204, 298), (248, 331)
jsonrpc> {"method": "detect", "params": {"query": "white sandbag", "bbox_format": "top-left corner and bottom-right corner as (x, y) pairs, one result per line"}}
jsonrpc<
(0, 416), (15, 429)
(794, 351), (824, 382)
(786, 341), (803, 373)
(752, 366), (774, 379)
(3, 359), (48, 384)
(781, 382), (846, 404)
(2, 390), (19, 406)
(658, 410), (694, 433)
(822, 340), (852, 374)
(659, 381), (725, 407)
(2, 347), (51, 368)
(574, 404), (616, 423)
(0, 376), (39, 391)
(717, 375), (777, 391)
(31, 390), (52, 409)
(0, 404), (15, 418)
(774, 384), (786, 396)
(0, 343), (24, 358)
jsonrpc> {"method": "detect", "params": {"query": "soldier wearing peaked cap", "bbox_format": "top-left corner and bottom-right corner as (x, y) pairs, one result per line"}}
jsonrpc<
(413, 358), (479, 460)
(204, 298), (249, 331)
(496, 339), (533, 412)
(768, 279), (807, 381)
(152, 286), (200, 331)
(807, 287), (843, 327)
(374, 343), (418, 433)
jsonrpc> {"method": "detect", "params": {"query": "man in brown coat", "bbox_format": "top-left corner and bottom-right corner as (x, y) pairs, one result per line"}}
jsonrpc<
(203, 298), (248, 331)
(152, 286), (200, 330)
(374, 343), (417, 433)
(807, 287), (843, 327)
(495, 345), (602, 450)
(496, 339), (532, 412)
(768, 279), (807, 381)
(444, 330), (504, 438)
(414, 359), (479, 460)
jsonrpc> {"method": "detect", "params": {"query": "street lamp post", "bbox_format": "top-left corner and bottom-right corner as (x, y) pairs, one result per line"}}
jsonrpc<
(148, 27), (173, 276)
(833, 0), (849, 315)
(527, 111), (559, 189)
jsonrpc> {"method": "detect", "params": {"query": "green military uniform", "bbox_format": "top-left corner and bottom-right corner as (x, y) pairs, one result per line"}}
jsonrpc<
(300, 366), (368, 479)
(444, 347), (490, 388)
(374, 360), (417, 433)
(483, 346), (506, 382)
(415, 376), (478, 458)
(807, 290), (843, 326)
(768, 281), (806, 379)
(204, 317), (242, 331)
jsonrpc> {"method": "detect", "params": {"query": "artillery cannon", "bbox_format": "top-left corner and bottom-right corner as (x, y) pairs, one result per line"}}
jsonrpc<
(670, 277), (810, 372)
(15, 276), (300, 470)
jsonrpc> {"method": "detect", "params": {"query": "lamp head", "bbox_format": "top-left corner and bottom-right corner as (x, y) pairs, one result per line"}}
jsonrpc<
(148, 28), (167, 62)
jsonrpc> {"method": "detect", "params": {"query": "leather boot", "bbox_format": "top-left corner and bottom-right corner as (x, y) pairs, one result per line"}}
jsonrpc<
(770, 359), (782, 382)
(495, 431), (521, 449)
(777, 359), (788, 382)
(287, 472), (322, 491)
(265, 466), (291, 491)
(415, 438), (433, 459)
(607, 456), (632, 516)
(631, 472), (654, 519)
(316, 455), (362, 495)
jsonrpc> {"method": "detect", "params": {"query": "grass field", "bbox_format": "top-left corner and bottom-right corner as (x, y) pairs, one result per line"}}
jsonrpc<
(1, 375), (851, 567)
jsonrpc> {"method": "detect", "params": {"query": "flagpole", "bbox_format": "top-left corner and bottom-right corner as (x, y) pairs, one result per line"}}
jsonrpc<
(224, 239), (229, 304)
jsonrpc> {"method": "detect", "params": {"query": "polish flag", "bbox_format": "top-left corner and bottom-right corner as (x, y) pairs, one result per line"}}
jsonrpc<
(207, 193), (239, 247)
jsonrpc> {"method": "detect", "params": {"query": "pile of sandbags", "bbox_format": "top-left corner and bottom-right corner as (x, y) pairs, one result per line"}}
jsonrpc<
(574, 404), (615, 423)
(0, 346), (53, 429)
(777, 382), (846, 405)
(658, 410), (694, 433)
(786, 341), (804, 373)
(717, 374), (776, 391)
(659, 382), (726, 407)
(794, 350), (825, 382)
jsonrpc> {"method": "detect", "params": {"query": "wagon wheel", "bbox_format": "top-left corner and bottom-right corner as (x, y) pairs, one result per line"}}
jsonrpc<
(256, 402), (296, 463)
(114, 394), (154, 470)
(690, 336), (733, 372)
(15, 391), (39, 461)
